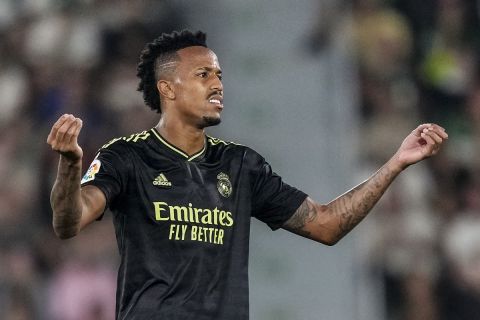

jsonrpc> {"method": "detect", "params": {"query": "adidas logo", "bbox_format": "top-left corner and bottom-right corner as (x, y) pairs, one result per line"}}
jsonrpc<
(153, 173), (172, 187)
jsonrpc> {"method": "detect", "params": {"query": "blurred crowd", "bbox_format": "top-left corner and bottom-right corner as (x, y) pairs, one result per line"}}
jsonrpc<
(307, 0), (480, 319)
(2, 0), (480, 319)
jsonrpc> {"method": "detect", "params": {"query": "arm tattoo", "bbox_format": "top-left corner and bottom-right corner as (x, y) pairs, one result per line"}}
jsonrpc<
(283, 162), (400, 243)
(284, 199), (317, 237)
(51, 156), (83, 238)
(333, 164), (397, 238)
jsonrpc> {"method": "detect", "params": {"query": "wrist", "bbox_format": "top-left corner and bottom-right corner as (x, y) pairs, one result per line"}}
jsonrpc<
(60, 155), (82, 168)
(388, 153), (408, 173)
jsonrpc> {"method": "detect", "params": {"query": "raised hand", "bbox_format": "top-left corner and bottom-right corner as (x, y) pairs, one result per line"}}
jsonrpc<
(47, 114), (84, 162)
(394, 123), (448, 168)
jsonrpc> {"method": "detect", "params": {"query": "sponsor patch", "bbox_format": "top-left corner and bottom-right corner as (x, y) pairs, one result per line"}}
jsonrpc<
(81, 159), (101, 184)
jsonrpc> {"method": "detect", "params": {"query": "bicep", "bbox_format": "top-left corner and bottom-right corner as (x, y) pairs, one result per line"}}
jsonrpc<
(282, 197), (338, 245)
(79, 185), (107, 230)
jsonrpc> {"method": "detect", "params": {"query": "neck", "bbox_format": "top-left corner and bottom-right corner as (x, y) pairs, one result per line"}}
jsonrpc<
(155, 116), (206, 156)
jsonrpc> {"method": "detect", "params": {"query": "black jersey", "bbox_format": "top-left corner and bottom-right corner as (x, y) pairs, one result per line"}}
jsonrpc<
(81, 128), (307, 320)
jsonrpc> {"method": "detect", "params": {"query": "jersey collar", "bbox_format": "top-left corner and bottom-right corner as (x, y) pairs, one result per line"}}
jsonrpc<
(150, 128), (206, 161)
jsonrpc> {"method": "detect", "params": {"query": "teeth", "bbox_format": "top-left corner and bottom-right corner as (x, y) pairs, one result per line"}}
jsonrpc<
(209, 99), (221, 104)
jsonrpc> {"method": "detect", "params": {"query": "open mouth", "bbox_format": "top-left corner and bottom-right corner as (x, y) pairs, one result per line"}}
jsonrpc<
(209, 98), (222, 105)
(208, 97), (223, 108)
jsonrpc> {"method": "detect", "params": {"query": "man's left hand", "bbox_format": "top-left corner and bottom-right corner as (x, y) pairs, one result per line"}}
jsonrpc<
(394, 123), (448, 169)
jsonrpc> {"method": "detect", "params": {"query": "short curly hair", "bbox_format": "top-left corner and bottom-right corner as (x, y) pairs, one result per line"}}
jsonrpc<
(136, 30), (208, 113)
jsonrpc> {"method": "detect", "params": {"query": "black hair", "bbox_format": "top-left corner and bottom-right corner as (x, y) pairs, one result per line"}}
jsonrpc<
(136, 30), (208, 113)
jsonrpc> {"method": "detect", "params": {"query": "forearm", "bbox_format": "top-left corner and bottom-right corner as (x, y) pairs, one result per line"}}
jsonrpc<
(284, 123), (447, 245)
(326, 155), (404, 242)
(283, 156), (405, 245)
(50, 156), (83, 239)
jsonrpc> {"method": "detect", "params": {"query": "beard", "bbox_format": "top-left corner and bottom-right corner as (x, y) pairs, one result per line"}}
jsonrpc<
(198, 116), (221, 129)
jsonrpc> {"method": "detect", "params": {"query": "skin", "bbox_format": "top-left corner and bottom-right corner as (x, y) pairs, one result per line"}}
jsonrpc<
(156, 46), (223, 155)
(48, 46), (224, 238)
(47, 46), (448, 242)
(283, 123), (448, 245)
(47, 114), (101, 238)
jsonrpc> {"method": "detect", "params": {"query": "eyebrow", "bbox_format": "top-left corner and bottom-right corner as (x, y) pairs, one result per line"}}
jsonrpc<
(196, 66), (222, 74)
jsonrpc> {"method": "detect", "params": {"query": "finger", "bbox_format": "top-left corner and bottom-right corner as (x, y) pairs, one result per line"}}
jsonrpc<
(424, 125), (448, 141)
(55, 115), (77, 144)
(47, 114), (71, 144)
(420, 130), (436, 145)
(73, 119), (83, 143)
(423, 129), (444, 144)
(432, 127), (448, 139)
(413, 123), (434, 137)
(67, 119), (83, 145)
(419, 123), (449, 139)
(429, 123), (447, 132)
(413, 125), (426, 137)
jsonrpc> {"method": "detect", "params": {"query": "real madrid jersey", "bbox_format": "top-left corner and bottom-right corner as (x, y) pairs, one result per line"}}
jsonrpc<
(81, 128), (308, 320)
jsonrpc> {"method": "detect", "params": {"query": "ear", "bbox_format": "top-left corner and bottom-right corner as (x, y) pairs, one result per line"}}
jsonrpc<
(157, 80), (175, 100)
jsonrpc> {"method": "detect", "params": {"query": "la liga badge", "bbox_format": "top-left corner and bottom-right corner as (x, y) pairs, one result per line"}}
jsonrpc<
(81, 159), (101, 184)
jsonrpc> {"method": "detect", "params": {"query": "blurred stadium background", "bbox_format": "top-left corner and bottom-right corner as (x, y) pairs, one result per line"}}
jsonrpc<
(1, 0), (480, 319)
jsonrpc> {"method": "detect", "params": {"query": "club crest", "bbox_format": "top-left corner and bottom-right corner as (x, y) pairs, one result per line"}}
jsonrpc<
(217, 172), (232, 198)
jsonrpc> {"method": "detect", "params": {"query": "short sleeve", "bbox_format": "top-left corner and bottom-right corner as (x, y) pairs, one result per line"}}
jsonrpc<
(250, 156), (308, 230)
(80, 146), (129, 210)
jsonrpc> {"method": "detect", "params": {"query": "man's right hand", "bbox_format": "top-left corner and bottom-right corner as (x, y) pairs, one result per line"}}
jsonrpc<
(47, 114), (84, 162)
(47, 114), (106, 238)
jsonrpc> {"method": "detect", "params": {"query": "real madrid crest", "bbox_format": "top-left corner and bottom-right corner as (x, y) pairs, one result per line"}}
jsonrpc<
(217, 172), (232, 198)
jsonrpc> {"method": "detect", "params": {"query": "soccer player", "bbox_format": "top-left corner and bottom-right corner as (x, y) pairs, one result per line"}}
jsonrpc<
(47, 30), (448, 319)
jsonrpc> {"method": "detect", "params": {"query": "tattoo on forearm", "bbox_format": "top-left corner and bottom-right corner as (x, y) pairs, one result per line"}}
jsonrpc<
(333, 165), (396, 237)
(51, 156), (83, 237)
(284, 162), (399, 243)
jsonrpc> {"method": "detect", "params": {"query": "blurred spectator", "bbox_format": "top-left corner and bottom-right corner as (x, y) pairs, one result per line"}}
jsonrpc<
(439, 170), (480, 320)
(305, 0), (480, 319)
(46, 219), (118, 320)
(0, 245), (39, 320)
(417, 0), (480, 128)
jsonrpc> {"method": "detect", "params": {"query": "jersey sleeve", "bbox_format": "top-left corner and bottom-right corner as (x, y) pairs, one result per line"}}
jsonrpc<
(80, 143), (129, 210)
(250, 153), (308, 230)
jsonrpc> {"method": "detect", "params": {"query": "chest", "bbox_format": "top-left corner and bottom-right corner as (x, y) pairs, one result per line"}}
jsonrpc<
(134, 157), (243, 204)
(117, 155), (251, 247)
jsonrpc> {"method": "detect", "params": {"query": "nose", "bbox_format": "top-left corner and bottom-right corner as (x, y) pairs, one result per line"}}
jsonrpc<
(210, 75), (223, 92)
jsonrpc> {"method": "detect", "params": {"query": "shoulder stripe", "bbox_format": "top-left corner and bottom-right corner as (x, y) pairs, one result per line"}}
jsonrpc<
(101, 131), (150, 149)
(207, 136), (242, 146)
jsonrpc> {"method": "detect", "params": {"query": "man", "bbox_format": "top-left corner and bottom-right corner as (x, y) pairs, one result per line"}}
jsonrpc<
(47, 30), (448, 319)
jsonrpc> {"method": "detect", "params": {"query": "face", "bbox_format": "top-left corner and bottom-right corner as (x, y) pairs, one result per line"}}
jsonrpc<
(170, 46), (224, 129)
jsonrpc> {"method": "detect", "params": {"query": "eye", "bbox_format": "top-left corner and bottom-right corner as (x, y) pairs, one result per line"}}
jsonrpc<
(217, 74), (223, 80)
(197, 71), (207, 78)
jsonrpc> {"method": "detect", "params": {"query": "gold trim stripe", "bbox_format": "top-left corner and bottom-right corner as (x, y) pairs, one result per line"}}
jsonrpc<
(151, 128), (206, 161)
(188, 144), (206, 161)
